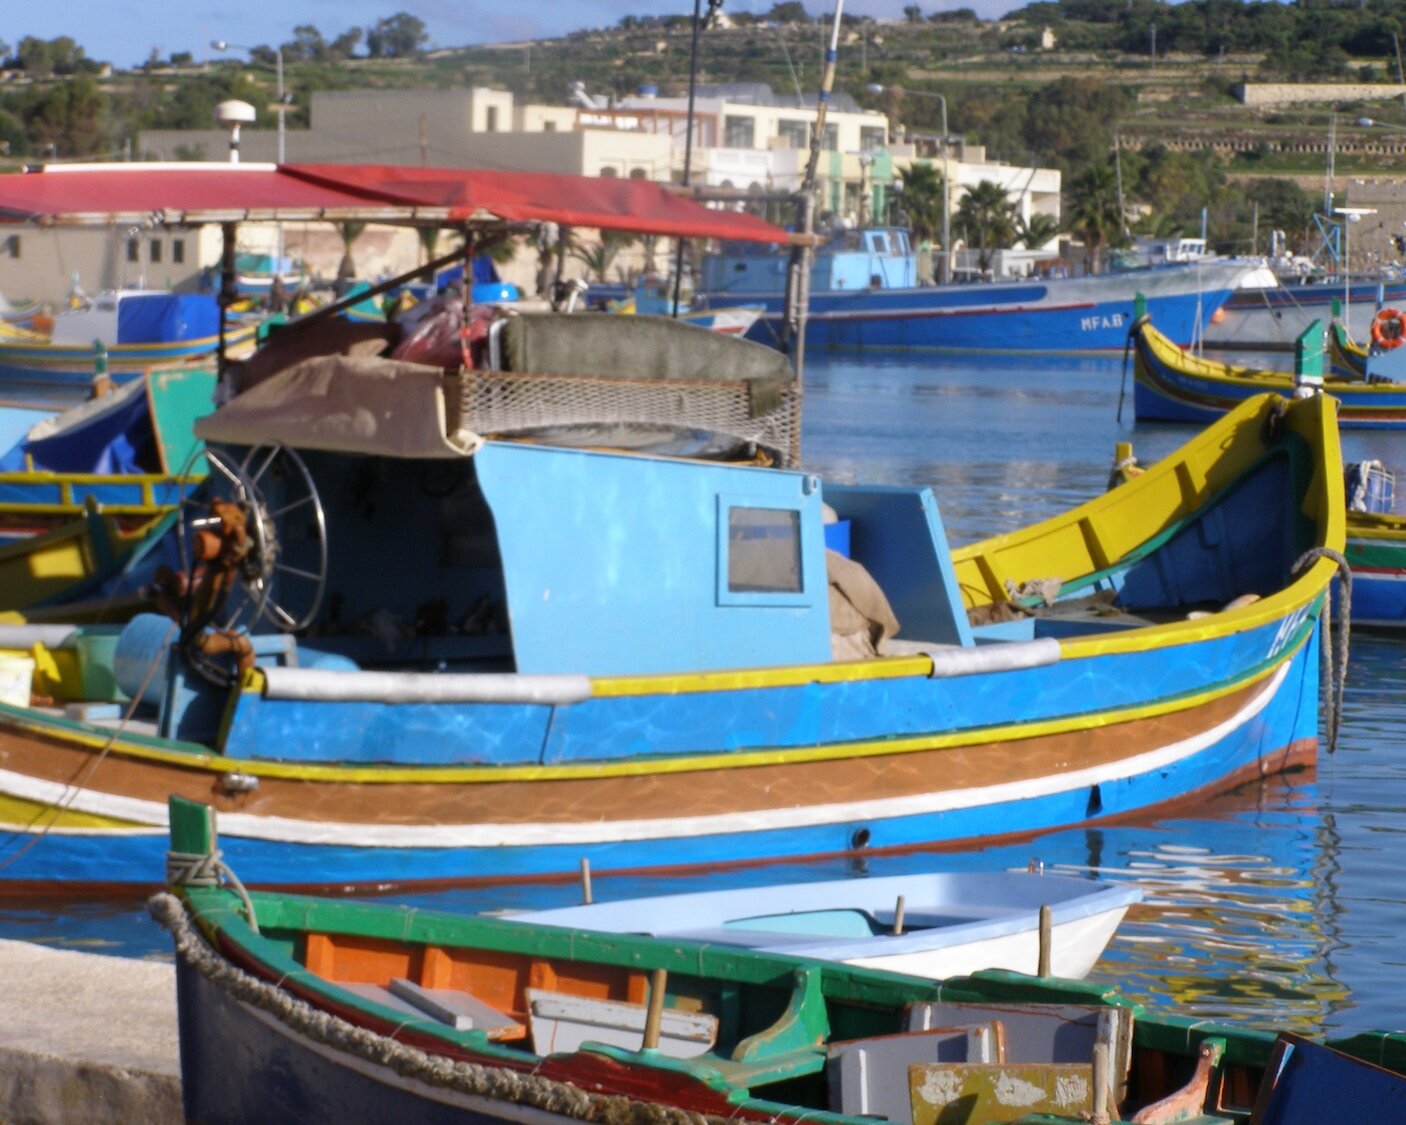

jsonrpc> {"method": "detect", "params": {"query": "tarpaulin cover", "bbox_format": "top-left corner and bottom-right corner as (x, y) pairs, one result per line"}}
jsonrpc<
(116, 293), (220, 345)
(285, 164), (788, 243)
(0, 377), (155, 474)
(0, 164), (791, 244)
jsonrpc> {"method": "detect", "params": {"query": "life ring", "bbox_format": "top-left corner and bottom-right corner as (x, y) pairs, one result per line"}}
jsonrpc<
(1371, 308), (1405, 350)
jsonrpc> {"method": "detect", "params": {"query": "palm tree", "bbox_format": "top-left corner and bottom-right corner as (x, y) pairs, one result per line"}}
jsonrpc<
(895, 162), (946, 243)
(336, 220), (366, 289)
(1066, 163), (1125, 274)
(569, 230), (637, 284)
(1016, 213), (1060, 251)
(955, 180), (1017, 275)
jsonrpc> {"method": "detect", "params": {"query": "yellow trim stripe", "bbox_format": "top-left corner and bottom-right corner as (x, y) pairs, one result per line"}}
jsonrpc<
(3, 634), (1303, 786)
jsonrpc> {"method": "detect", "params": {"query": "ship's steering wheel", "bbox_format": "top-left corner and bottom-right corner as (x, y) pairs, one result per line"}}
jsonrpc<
(173, 442), (328, 683)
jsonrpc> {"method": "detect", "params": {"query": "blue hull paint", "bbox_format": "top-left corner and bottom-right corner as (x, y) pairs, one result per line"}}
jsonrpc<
(1345, 572), (1406, 628)
(748, 288), (1227, 353)
(7, 631), (1321, 888)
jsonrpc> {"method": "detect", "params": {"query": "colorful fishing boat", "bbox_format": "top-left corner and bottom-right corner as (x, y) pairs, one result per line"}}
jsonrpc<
(0, 163), (1346, 889)
(0, 290), (255, 395)
(517, 870), (1141, 981)
(0, 366), (212, 610)
(1131, 316), (1406, 427)
(1328, 320), (1369, 379)
(155, 797), (1406, 1125)
(0, 318), (1344, 889)
(1342, 511), (1406, 629)
(696, 228), (1249, 353)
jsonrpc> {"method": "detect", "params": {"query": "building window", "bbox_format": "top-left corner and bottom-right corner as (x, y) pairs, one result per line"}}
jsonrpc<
(126, 239), (139, 263)
(543, 120), (557, 132)
(599, 166), (619, 177)
(777, 120), (807, 149)
(629, 168), (648, 179)
(821, 124), (839, 151)
(726, 507), (802, 595)
(2, 235), (18, 259)
(172, 239), (185, 264)
(860, 126), (886, 153)
(724, 115), (755, 148)
(486, 106), (499, 132)
(150, 241), (162, 263)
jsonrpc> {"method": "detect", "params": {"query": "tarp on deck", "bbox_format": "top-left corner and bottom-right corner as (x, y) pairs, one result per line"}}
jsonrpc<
(0, 163), (792, 244)
(116, 293), (219, 345)
(194, 355), (479, 459)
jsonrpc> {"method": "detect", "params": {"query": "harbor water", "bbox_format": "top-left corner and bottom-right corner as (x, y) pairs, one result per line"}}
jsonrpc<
(2, 349), (1404, 1038)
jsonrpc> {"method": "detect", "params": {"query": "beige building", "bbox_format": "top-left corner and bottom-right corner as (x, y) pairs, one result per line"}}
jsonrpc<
(2, 85), (1061, 303)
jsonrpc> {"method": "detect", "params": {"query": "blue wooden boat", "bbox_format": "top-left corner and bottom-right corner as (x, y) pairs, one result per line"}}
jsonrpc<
(518, 871), (1141, 981)
(156, 797), (1406, 1125)
(0, 291), (255, 395)
(696, 228), (1248, 353)
(1131, 316), (1406, 427)
(0, 307), (1345, 889)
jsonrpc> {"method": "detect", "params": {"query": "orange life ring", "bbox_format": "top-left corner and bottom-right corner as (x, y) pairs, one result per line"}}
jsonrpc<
(1371, 308), (1405, 350)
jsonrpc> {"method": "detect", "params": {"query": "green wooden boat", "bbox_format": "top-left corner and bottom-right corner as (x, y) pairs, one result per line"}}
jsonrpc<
(156, 797), (1406, 1125)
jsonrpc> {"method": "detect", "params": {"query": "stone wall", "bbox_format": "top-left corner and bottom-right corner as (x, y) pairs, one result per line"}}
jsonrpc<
(1235, 82), (1406, 107)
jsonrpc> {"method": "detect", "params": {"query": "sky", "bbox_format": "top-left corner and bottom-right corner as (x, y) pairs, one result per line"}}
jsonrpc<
(14, 2), (1014, 71)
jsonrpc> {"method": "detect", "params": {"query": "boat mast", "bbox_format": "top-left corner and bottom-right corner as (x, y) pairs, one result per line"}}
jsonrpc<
(783, 1), (844, 379)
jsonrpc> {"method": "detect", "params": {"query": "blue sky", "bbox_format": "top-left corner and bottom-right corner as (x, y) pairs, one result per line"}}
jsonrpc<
(16, 2), (1007, 70)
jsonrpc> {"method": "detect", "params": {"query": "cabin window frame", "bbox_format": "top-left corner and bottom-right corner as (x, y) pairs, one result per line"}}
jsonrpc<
(716, 495), (813, 608)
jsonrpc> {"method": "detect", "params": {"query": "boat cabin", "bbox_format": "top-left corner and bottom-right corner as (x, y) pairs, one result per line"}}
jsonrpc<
(700, 228), (917, 295)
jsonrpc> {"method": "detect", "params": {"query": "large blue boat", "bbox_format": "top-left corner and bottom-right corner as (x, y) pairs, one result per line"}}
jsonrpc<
(697, 228), (1249, 353)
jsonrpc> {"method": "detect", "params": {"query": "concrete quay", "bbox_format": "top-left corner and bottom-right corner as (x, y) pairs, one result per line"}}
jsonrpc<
(0, 938), (181, 1123)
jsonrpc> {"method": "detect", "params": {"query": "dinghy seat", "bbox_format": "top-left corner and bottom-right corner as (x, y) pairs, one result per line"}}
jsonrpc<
(339, 979), (525, 1041)
(525, 987), (717, 1059)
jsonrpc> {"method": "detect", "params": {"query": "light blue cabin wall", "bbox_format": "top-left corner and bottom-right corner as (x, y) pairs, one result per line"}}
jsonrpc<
(473, 443), (833, 676)
(822, 483), (974, 648)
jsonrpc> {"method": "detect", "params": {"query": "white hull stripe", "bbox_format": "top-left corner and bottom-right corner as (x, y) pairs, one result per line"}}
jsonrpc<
(0, 663), (1289, 848)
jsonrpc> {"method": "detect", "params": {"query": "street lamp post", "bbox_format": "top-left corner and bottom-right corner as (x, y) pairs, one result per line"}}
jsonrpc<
(869, 83), (950, 284)
(212, 40), (285, 164)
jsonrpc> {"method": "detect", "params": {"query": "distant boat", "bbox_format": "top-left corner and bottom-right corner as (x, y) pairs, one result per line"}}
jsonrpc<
(1130, 316), (1406, 428)
(1203, 274), (1406, 352)
(517, 871), (1141, 980)
(695, 228), (1249, 353)
(0, 290), (254, 395)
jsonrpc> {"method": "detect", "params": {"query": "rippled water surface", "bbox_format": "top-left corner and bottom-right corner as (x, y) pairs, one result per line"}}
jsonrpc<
(4, 350), (1405, 1036)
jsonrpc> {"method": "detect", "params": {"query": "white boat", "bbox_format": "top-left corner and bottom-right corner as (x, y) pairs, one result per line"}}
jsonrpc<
(517, 871), (1141, 981)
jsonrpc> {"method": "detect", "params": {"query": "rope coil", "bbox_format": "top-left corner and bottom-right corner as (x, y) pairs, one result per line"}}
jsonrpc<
(148, 892), (729, 1125)
(1291, 547), (1352, 755)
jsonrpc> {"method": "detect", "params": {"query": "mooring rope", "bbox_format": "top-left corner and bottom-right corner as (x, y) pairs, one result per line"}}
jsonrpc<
(1292, 547), (1352, 754)
(148, 892), (729, 1125)
(164, 848), (260, 934)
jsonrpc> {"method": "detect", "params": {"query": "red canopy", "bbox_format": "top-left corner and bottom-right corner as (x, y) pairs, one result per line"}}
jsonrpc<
(284, 164), (790, 243)
(0, 162), (790, 244)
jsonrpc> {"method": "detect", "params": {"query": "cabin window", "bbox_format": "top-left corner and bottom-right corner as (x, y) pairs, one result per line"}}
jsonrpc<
(870, 233), (890, 254)
(777, 120), (807, 150)
(724, 115), (755, 148)
(149, 241), (162, 263)
(725, 506), (802, 595)
(172, 239), (185, 264)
